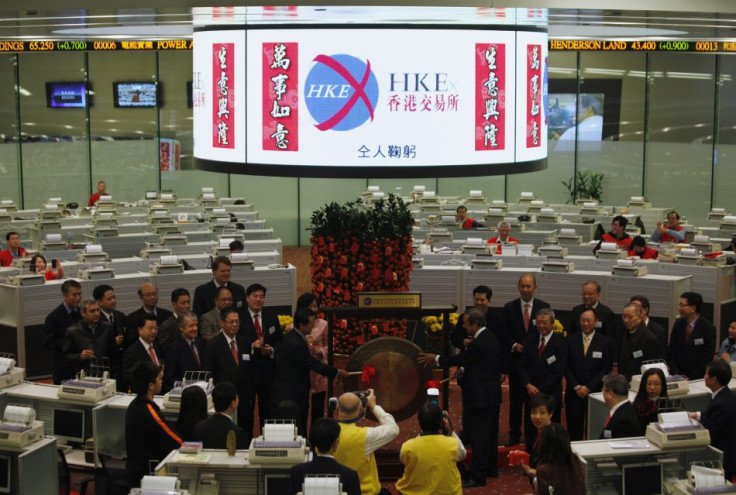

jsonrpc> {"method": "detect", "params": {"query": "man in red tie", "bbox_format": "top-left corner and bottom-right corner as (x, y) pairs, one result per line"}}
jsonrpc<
(599, 374), (640, 439)
(241, 283), (283, 434)
(122, 314), (167, 393)
(502, 273), (550, 447)
(667, 292), (716, 380)
(518, 308), (567, 453)
(202, 307), (253, 443)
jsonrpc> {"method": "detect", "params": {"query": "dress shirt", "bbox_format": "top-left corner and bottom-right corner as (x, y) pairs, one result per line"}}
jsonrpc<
(361, 406), (399, 460)
(694, 386), (726, 421)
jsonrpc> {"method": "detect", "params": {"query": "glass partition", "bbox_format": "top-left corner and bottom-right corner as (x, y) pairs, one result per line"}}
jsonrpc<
(714, 55), (736, 212)
(0, 55), (19, 205)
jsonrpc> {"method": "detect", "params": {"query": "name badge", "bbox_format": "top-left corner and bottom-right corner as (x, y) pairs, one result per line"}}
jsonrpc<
(592, 351), (603, 359)
(236, 301), (242, 309)
(242, 354), (250, 361)
(633, 350), (643, 358)
(268, 325), (276, 335)
(603, 429), (612, 439)
(546, 355), (557, 365)
(595, 321), (602, 329)
(694, 338), (704, 346)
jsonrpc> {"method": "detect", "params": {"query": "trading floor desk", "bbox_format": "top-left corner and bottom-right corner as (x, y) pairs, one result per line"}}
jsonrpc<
(586, 377), (736, 440)
(157, 449), (297, 495)
(572, 437), (721, 494)
(0, 436), (58, 494)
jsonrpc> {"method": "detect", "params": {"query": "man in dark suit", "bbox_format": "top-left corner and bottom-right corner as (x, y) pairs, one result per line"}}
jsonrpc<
(192, 256), (246, 316)
(565, 308), (614, 441)
(290, 418), (361, 495)
(571, 281), (618, 341)
(519, 308), (567, 453)
(122, 314), (166, 393)
(667, 292), (716, 380)
(156, 288), (191, 348)
(502, 273), (551, 446)
(600, 374), (640, 439)
(93, 284), (126, 385)
(202, 307), (254, 443)
(689, 360), (736, 480)
(192, 381), (248, 449)
(43, 280), (82, 384)
(617, 303), (661, 381)
(239, 283), (282, 432)
(419, 308), (503, 488)
(63, 299), (120, 377)
(124, 283), (172, 348)
(164, 311), (206, 390)
(630, 295), (667, 355)
(271, 308), (347, 436)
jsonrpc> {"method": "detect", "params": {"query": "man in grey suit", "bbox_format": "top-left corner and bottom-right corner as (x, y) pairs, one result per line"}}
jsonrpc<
(199, 286), (233, 340)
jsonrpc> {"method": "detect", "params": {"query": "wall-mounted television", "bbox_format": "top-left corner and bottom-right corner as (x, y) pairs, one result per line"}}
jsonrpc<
(113, 81), (159, 108)
(52, 407), (85, 445)
(45, 82), (88, 108)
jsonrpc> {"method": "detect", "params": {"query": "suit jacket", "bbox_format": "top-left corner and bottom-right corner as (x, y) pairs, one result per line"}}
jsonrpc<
(571, 302), (619, 341)
(451, 309), (511, 373)
(201, 332), (252, 396)
(600, 401), (640, 439)
(519, 332), (568, 404)
(617, 323), (662, 381)
(565, 331), (614, 395)
(667, 317), (716, 379)
(164, 334), (206, 389)
(503, 298), (551, 348)
(192, 413), (248, 449)
(646, 319), (667, 357)
(239, 308), (282, 384)
(199, 307), (223, 341)
(100, 309), (127, 338)
(192, 280), (245, 316)
(438, 328), (502, 409)
(702, 387), (736, 480)
(100, 308), (127, 381)
(62, 320), (120, 375)
(122, 340), (166, 392)
(290, 456), (361, 495)
(43, 303), (79, 383)
(271, 330), (338, 414)
(124, 307), (173, 348)
(156, 314), (179, 348)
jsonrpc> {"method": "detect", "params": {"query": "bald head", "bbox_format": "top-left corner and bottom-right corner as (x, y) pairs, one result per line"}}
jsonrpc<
(337, 392), (361, 419)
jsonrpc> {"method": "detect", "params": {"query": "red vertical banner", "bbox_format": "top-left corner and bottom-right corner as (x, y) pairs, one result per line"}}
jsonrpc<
(262, 42), (299, 151)
(475, 43), (505, 151)
(526, 44), (542, 148)
(212, 43), (235, 149)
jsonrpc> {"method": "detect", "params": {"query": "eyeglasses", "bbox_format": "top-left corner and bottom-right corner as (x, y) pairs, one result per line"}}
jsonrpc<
(217, 297), (233, 302)
(224, 319), (240, 325)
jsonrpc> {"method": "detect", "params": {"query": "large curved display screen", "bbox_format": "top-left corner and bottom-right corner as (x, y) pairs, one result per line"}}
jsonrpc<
(193, 24), (547, 178)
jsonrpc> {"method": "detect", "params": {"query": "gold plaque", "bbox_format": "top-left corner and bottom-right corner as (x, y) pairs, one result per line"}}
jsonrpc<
(356, 292), (421, 309)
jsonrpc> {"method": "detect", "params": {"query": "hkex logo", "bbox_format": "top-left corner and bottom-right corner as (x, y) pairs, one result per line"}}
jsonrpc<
(304, 54), (379, 132)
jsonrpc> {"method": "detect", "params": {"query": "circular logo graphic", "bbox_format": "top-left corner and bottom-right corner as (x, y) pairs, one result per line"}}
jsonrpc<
(304, 54), (379, 132)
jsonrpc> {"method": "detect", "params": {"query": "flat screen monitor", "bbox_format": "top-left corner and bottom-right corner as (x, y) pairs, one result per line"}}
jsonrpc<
(0, 455), (9, 494)
(264, 474), (290, 495)
(52, 407), (85, 445)
(45, 82), (88, 108)
(113, 81), (158, 108)
(622, 462), (662, 495)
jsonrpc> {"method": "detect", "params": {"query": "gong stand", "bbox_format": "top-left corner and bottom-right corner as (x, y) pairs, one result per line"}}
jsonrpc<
(323, 305), (456, 417)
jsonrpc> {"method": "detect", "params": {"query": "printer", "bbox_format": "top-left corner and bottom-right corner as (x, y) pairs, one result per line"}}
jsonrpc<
(249, 420), (308, 467)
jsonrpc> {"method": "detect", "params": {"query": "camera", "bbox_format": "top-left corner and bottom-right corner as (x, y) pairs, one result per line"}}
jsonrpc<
(351, 391), (368, 409)
(426, 387), (439, 406)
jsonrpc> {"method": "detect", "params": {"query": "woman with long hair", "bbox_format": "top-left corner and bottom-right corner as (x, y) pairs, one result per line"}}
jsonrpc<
(533, 423), (586, 495)
(632, 367), (668, 434)
(175, 385), (208, 441)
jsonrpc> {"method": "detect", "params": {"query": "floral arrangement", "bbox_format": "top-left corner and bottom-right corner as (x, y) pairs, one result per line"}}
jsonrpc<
(309, 194), (415, 355)
(278, 314), (293, 333)
(422, 313), (459, 354)
(553, 319), (566, 338)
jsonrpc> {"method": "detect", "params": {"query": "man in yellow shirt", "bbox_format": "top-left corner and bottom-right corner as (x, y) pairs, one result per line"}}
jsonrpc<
(395, 404), (466, 495)
(334, 389), (399, 495)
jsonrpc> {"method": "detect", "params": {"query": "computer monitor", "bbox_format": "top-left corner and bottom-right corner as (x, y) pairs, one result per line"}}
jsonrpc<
(622, 462), (662, 495)
(0, 455), (10, 494)
(52, 407), (85, 446)
(264, 474), (290, 495)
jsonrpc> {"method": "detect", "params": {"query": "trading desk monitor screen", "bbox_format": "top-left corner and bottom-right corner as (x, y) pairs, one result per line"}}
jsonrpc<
(113, 82), (158, 108)
(53, 408), (85, 445)
(622, 462), (662, 495)
(46, 82), (88, 108)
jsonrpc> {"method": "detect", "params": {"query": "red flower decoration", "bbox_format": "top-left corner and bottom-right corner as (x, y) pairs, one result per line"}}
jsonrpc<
(425, 380), (441, 390)
(361, 365), (376, 385)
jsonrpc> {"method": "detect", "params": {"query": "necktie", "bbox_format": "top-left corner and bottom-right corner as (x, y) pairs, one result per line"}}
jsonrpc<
(538, 338), (546, 359)
(583, 335), (591, 356)
(190, 340), (200, 368)
(109, 313), (114, 325)
(604, 414), (611, 427)
(230, 340), (238, 364)
(254, 314), (262, 339)
(147, 346), (158, 366)
(523, 303), (531, 331)
(686, 322), (694, 344)
(70, 309), (80, 323)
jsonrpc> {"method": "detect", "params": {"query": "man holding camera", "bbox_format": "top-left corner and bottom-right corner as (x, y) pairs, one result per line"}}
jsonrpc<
(334, 389), (398, 495)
